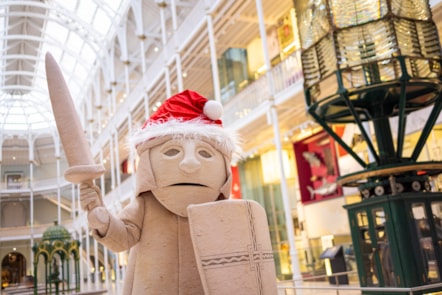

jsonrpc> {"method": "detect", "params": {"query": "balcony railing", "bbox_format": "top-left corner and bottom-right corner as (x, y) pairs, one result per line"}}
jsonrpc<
(0, 220), (74, 241)
(0, 177), (71, 192)
(223, 50), (303, 127)
(277, 275), (442, 295)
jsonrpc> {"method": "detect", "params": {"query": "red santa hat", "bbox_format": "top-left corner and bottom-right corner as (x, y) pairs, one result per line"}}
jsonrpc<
(132, 90), (239, 157)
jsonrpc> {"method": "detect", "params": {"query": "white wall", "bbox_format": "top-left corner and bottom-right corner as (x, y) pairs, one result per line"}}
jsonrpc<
(303, 197), (350, 238)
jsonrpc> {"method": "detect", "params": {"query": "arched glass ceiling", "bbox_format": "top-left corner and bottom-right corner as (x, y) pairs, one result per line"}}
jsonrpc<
(0, 0), (127, 133)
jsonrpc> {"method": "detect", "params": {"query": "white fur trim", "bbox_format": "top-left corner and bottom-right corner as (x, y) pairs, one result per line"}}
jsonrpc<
(203, 100), (223, 120)
(131, 119), (241, 156)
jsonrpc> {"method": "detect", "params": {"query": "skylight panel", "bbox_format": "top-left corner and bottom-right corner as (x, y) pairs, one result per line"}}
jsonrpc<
(28, 108), (52, 122)
(72, 63), (88, 85)
(31, 122), (50, 130)
(65, 33), (85, 54)
(105, 0), (125, 11)
(1, 0), (129, 133)
(33, 80), (53, 106)
(81, 45), (96, 64)
(3, 122), (26, 131)
(46, 22), (69, 45)
(7, 112), (26, 124)
(93, 9), (113, 35)
(34, 76), (47, 93)
(77, 1), (98, 24)
(53, 0), (78, 12)
(61, 54), (77, 73)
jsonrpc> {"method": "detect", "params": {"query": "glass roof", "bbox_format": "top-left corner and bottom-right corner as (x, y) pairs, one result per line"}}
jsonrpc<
(0, 0), (127, 133)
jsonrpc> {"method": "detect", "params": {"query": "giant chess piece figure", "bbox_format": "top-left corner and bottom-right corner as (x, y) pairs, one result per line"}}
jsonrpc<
(46, 53), (277, 295)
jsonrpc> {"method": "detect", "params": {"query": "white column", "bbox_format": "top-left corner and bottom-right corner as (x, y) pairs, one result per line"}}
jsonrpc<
(139, 36), (147, 74)
(171, 0), (178, 31)
(206, 12), (221, 102)
(158, 1), (172, 97)
(143, 92), (150, 120)
(109, 135), (116, 193)
(170, 0), (184, 92)
(269, 106), (302, 282)
(114, 252), (121, 294)
(108, 48), (117, 116)
(94, 239), (100, 289)
(79, 224), (85, 291)
(127, 113), (137, 197)
(175, 54), (184, 92)
(29, 161), (35, 267)
(71, 181), (76, 219)
(158, 1), (167, 46)
(28, 134), (35, 267)
(113, 129), (121, 187)
(164, 66), (172, 97)
(124, 61), (131, 95)
(116, 23), (131, 95)
(86, 228), (91, 289)
(93, 78), (103, 137)
(99, 150), (105, 195)
(103, 247), (110, 292)
(56, 152), (61, 224)
(131, 0), (146, 74)
(255, 0), (302, 283)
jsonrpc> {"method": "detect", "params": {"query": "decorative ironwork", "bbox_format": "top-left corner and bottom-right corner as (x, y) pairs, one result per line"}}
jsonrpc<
(295, 0), (442, 198)
(32, 221), (80, 295)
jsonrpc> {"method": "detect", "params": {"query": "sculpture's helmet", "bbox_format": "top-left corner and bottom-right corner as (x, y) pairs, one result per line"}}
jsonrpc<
(131, 89), (240, 203)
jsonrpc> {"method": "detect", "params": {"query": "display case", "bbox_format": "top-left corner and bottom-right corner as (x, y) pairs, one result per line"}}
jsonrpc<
(345, 192), (442, 294)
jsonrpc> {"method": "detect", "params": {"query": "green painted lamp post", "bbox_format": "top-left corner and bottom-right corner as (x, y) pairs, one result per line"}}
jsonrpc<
(294, 0), (442, 293)
(33, 221), (81, 295)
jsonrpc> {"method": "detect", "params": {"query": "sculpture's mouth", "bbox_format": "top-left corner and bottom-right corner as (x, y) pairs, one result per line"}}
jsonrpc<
(170, 183), (207, 187)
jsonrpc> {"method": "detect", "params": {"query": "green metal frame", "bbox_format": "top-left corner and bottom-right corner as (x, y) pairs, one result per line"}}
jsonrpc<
(32, 230), (80, 295)
(305, 55), (442, 193)
(345, 192), (442, 294)
(296, 0), (442, 292)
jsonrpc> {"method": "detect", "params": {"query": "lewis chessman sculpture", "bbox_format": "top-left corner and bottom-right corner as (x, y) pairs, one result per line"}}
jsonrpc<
(45, 52), (278, 295)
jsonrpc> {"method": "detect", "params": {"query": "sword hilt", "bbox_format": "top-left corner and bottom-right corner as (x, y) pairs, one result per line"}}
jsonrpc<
(64, 164), (105, 184)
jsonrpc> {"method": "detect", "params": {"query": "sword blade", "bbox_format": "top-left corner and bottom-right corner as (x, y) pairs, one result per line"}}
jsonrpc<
(45, 52), (104, 184)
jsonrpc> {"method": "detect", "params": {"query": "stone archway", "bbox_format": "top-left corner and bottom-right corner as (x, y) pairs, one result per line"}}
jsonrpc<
(1, 252), (26, 288)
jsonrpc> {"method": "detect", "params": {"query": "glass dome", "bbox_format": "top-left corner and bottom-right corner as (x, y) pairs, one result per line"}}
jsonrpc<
(0, 0), (125, 133)
(42, 221), (71, 241)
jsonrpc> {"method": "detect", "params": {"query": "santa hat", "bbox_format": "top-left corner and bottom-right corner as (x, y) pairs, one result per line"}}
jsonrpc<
(132, 90), (239, 157)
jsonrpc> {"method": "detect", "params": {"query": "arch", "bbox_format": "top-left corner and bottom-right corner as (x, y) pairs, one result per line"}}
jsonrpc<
(33, 238), (81, 294)
(1, 252), (27, 288)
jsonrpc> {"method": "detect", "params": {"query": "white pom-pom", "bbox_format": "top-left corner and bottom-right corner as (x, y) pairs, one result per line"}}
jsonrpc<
(203, 100), (223, 120)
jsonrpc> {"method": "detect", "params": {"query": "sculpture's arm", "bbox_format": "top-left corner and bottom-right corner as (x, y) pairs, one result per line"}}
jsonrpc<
(80, 183), (144, 252)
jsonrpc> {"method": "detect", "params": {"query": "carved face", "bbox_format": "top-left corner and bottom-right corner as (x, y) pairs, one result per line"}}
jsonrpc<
(150, 138), (227, 217)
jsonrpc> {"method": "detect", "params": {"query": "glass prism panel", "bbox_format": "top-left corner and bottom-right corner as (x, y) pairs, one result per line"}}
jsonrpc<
(295, 0), (330, 49)
(329, 0), (388, 28)
(391, 0), (431, 20)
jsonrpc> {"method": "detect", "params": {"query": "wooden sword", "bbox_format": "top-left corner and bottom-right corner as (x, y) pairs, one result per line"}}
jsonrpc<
(45, 52), (105, 184)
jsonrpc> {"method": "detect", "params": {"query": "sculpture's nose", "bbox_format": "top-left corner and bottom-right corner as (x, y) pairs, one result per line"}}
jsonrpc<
(179, 143), (200, 173)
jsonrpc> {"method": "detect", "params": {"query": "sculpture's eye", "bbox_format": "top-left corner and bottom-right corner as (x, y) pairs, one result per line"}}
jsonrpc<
(198, 150), (212, 158)
(164, 148), (180, 156)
